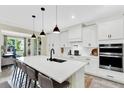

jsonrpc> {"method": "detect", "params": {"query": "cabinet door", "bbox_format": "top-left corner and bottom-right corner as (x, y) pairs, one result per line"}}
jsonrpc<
(98, 18), (124, 40)
(68, 25), (82, 42)
(83, 25), (97, 47)
(98, 22), (109, 40)
(109, 19), (124, 39)
(60, 31), (69, 47)
(85, 58), (99, 73)
(47, 34), (60, 56)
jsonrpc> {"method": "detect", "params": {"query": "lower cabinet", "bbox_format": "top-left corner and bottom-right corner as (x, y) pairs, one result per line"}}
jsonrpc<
(85, 58), (124, 84)
(84, 58), (99, 72)
(64, 56), (124, 84)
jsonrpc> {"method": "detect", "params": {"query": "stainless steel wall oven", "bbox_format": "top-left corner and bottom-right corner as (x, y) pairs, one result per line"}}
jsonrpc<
(99, 44), (123, 72)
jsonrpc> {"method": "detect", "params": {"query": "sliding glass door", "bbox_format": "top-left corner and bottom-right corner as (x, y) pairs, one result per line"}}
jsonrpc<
(4, 36), (25, 57)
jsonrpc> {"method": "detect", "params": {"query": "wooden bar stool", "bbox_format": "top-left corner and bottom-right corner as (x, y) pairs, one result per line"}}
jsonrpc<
(26, 66), (37, 88)
(38, 73), (69, 88)
(15, 61), (23, 87)
(11, 60), (17, 84)
(19, 63), (28, 88)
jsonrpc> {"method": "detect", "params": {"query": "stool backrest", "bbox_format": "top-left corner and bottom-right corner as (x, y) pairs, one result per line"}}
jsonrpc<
(38, 73), (53, 88)
(21, 63), (27, 73)
(16, 60), (21, 68)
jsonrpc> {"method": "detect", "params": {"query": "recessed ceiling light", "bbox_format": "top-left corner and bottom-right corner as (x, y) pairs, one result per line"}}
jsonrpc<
(71, 15), (75, 19)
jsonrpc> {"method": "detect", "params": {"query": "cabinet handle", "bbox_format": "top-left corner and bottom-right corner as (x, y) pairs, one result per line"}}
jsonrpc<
(86, 58), (90, 60)
(107, 75), (114, 78)
(110, 34), (111, 38)
(88, 43), (91, 46)
(108, 35), (109, 38)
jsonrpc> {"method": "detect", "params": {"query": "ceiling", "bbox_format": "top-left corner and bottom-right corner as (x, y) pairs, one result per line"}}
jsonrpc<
(0, 5), (124, 33)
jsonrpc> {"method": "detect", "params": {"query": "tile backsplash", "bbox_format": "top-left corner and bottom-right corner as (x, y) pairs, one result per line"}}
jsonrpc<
(62, 42), (98, 57)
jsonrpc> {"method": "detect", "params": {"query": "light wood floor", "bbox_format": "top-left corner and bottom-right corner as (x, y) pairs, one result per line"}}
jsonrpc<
(0, 66), (124, 88)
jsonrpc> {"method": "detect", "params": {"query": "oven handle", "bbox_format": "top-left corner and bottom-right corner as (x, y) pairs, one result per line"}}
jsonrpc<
(100, 52), (123, 56)
(99, 46), (122, 48)
(100, 55), (122, 58)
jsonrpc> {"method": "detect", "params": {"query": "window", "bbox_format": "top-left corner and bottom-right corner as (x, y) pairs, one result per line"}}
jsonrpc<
(5, 36), (25, 57)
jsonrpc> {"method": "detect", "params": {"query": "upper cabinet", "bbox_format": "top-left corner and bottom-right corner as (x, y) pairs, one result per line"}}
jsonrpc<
(68, 24), (82, 42)
(47, 34), (60, 56)
(98, 18), (124, 40)
(82, 24), (98, 47)
(59, 31), (70, 47)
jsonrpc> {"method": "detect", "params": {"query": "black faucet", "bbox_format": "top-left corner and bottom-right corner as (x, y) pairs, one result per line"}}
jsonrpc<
(49, 48), (55, 61)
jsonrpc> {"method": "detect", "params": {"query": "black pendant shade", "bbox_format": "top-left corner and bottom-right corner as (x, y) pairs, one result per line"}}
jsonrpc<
(31, 15), (36, 39)
(53, 25), (60, 33)
(40, 29), (46, 36)
(31, 33), (36, 39)
(40, 7), (46, 36)
(53, 5), (60, 33)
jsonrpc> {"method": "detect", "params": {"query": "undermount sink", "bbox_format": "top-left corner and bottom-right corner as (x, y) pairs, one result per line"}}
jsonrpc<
(48, 58), (66, 63)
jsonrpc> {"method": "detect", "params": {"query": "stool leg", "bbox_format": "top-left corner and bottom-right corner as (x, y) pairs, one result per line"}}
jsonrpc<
(18, 69), (23, 87)
(34, 81), (37, 88)
(19, 72), (25, 88)
(28, 79), (31, 88)
(15, 68), (21, 87)
(25, 75), (28, 88)
(13, 67), (18, 86)
(11, 66), (17, 82)
(20, 72), (25, 88)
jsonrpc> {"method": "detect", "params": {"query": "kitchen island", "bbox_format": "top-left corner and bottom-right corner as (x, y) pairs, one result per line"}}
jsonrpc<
(12, 55), (88, 88)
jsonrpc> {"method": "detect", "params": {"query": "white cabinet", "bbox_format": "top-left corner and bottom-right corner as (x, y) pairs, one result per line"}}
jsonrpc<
(60, 31), (70, 47)
(68, 24), (82, 42)
(85, 58), (99, 72)
(98, 18), (124, 40)
(65, 56), (99, 74)
(83, 57), (124, 84)
(82, 25), (98, 47)
(47, 34), (60, 56)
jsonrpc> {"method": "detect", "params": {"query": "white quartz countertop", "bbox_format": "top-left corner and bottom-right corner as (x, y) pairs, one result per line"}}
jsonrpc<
(17, 55), (88, 83)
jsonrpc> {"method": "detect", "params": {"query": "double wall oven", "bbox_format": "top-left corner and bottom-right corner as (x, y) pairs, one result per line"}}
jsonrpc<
(99, 43), (123, 72)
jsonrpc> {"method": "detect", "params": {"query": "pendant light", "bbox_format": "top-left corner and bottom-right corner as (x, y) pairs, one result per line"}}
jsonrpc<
(31, 15), (36, 39)
(53, 5), (60, 33)
(40, 7), (46, 36)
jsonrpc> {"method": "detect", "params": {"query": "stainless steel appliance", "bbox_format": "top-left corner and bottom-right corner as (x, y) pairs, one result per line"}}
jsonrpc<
(99, 43), (123, 72)
(74, 50), (80, 56)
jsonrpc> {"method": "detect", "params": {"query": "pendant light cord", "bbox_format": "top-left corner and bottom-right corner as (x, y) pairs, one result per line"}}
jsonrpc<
(33, 16), (35, 33)
(42, 10), (44, 31)
(56, 5), (58, 25)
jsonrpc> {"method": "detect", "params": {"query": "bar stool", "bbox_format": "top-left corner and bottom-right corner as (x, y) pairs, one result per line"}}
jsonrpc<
(26, 66), (37, 88)
(38, 73), (69, 88)
(14, 61), (23, 87)
(11, 60), (17, 84)
(19, 63), (28, 88)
